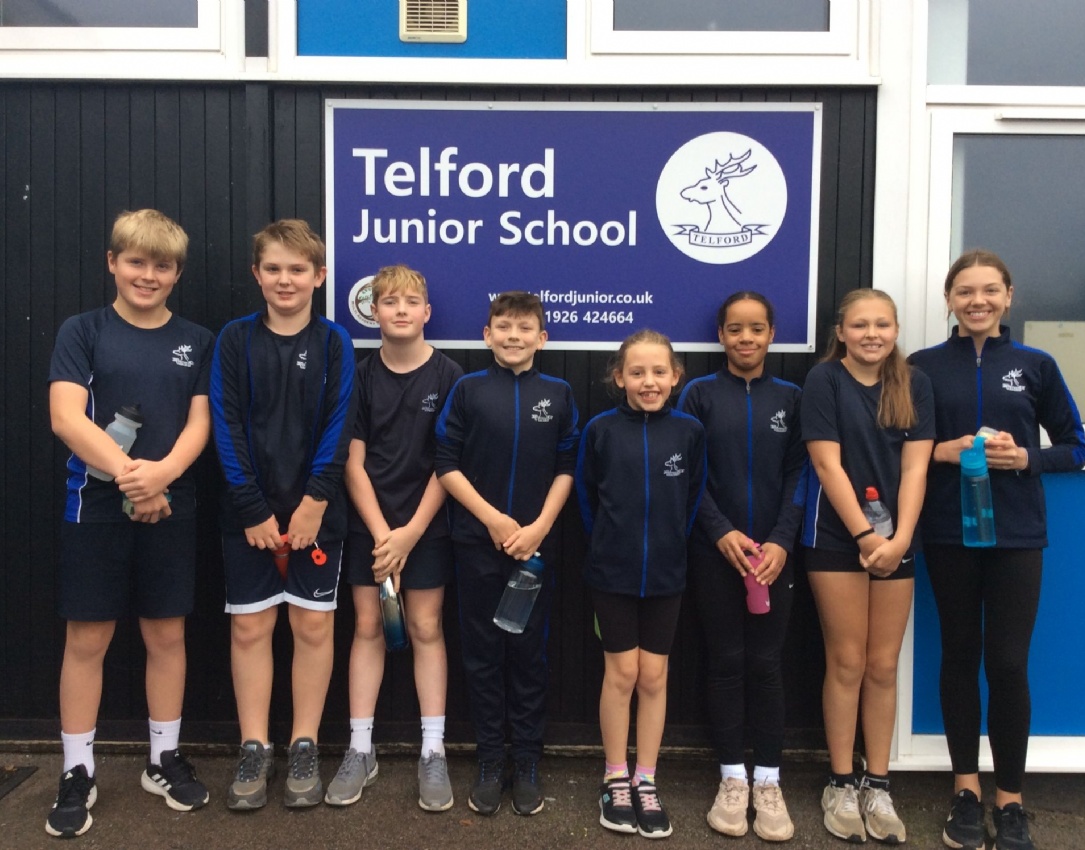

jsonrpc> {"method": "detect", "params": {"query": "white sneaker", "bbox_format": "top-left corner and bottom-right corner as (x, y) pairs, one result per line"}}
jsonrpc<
(859, 779), (906, 844)
(822, 782), (867, 842)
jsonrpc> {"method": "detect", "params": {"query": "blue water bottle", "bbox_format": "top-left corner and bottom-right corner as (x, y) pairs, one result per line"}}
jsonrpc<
(961, 435), (996, 547)
(379, 578), (410, 651)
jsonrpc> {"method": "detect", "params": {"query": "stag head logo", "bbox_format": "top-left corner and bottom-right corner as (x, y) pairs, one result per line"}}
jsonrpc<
(1002, 368), (1026, 392)
(663, 453), (685, 477)
(656, 131), (788, 265)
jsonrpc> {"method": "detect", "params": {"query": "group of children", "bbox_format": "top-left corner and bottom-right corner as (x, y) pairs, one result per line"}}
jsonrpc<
(45, 209), (1078, 850)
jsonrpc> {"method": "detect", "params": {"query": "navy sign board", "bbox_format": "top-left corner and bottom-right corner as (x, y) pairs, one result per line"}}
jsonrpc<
(326, 100), (820, 351)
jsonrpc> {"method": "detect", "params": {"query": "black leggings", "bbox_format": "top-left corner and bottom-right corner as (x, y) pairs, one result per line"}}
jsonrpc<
(688, 544), (794, 767)
(923, 544), (1042, 793)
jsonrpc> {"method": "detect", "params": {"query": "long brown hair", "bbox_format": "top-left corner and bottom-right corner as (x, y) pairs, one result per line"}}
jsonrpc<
(822, 289), (916, 430)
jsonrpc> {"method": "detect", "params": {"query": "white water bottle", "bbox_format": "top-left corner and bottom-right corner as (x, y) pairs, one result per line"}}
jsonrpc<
(86, 404), (143, 481)
(861, 486), (894, 538)
(493, 553), (544, 634)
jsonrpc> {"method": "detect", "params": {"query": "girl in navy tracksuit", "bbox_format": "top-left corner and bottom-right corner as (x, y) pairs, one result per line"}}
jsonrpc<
(908, 250), (1085, 850)
(677, 292), (804, 842)
(576, 329), (705, 839)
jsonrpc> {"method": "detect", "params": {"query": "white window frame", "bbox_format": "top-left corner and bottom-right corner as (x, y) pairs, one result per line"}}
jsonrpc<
(0, 0), (220, 51)
(0, 1), (245, 79)
(589, 0), (859, 57)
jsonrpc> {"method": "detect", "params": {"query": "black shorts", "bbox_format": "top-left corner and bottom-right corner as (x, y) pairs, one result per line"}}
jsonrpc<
(221, 533), (343, 614)
(590, 588), (683, 655)
(57, 519), (196, 621)
(347, 532), (454, 590)
(803, 546), (916, 581)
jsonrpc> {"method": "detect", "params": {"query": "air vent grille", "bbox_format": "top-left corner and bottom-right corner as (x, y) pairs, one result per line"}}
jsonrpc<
(400, 0), (466, 43)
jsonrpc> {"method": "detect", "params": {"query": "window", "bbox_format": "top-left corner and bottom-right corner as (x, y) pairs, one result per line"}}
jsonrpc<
(591, 0), (855, 56)
(928, 0), (1085, 87)
(0, 0), (217, 50)
(613, 0), (829, 33)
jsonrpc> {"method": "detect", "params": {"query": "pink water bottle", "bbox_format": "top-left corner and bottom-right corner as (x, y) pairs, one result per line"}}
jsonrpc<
(744, 549), (771, 615)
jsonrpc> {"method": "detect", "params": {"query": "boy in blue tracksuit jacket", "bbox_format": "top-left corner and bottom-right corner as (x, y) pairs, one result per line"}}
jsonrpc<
(434, 291), (579, 817)
(211, 220), (355, 811)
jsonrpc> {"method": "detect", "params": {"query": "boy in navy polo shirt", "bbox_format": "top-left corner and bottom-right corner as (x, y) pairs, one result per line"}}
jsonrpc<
(46, 209), (214, 838)
(435, 291), (579, 816)
(211, 219), (355, 811)
(326, 265), (462, 811)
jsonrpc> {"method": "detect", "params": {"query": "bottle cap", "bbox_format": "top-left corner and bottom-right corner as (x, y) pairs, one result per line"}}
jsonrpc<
(960, 435), (990, 476)
(864, 486), (880, 501)
(524, 552), (545, 574)
(118, 403), (144, 424)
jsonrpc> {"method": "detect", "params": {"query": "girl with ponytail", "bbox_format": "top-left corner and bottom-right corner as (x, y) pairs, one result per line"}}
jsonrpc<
(800, 289), (935, 844)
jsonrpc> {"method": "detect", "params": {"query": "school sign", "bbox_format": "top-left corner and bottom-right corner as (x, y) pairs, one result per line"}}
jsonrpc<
(326, 101), (821, 351)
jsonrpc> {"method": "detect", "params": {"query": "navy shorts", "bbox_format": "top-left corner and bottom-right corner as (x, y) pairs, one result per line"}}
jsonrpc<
(221, 533), (343, 614)
(803, 546), (916, 580)
(590, 588), (683, 655)
(347, 532), (454, 590)
(57, 519), (196, 621)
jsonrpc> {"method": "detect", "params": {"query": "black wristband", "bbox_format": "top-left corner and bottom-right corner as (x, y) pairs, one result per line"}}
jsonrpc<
(853, 527), (876, 542)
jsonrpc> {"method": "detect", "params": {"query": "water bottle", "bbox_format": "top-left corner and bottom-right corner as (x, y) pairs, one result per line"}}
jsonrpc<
(86, 403), (143, 481)
(743, 548), (771, 615)
(379, 577), (410, 651)
(961, 434), (997, 547)
(493, 552), (544, 634)
(862, 487), (894, 538)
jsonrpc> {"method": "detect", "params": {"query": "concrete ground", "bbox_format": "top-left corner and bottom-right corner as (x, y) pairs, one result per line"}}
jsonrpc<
(1, 748), (1083, 849)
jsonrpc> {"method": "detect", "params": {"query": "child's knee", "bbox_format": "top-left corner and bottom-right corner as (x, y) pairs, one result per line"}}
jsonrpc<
(65, 621), (116, 659)
(290, 607), (334, 646)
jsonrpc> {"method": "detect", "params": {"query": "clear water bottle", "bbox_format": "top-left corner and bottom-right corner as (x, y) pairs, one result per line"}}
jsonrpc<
(493, 552), (544, 634)
(379, 577), (410, 651)
(743, 548), (771, 615)
(961, 434), (997, 547)
(87, 403), (143, 481)
(862, 486), (894, 538)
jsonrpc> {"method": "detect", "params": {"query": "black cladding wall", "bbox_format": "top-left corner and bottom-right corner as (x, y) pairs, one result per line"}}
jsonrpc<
(0, 82), (876, 748)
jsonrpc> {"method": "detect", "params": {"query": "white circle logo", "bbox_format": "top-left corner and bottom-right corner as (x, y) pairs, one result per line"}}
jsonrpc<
(656, 132), (787, 264)
(347, 276), (379, 329)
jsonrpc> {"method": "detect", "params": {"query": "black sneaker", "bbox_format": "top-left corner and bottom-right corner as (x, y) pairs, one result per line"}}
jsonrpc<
(141, 749), (210, 812)
(993, 802), (1034, 850)
(511, 758), (543, 816)
(45, 765), (97, 838)
(943, 788), (986, 849)
(599, 778), (638, 834)
(632, 781), (673, 839)
(468, 757), (505, 816)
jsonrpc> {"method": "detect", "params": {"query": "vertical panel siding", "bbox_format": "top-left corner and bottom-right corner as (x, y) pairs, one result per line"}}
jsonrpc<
(0, 82), (876, 749)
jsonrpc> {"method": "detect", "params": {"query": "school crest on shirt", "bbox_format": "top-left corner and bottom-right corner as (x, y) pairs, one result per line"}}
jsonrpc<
(770, 409), (788, 433)
(531, 399), (553, 423)
(663, 453), (685, 478)
(421, 392), (439, 413)
(171, 344), (195, 368)
(1002, 368), (1026, 393)
(297, 350), (308, 370)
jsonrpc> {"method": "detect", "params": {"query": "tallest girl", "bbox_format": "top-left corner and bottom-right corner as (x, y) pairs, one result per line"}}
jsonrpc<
(909, 250), (1085, 850)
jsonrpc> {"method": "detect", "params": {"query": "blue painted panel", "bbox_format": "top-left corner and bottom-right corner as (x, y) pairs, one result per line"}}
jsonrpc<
(297, 0), (566, 58)
(912, 471), (1085, 735)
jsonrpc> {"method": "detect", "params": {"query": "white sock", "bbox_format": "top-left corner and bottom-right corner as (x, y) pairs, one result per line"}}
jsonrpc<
(753, 765), (780, 785)
(349, 717), (375, 754)
(62, 729), (96, 776)
(149, 717), (182, 765)
(420, 715), (446, 757)
(721, 763), (748, 783)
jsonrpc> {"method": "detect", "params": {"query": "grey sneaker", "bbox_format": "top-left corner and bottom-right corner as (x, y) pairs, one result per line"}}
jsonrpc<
(227, 740), (274, 811)
(417, 751), (454, 812)
(284, 738), (322, 808)
(822, 782), (866, 843)
(324, 748), (378, 806)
